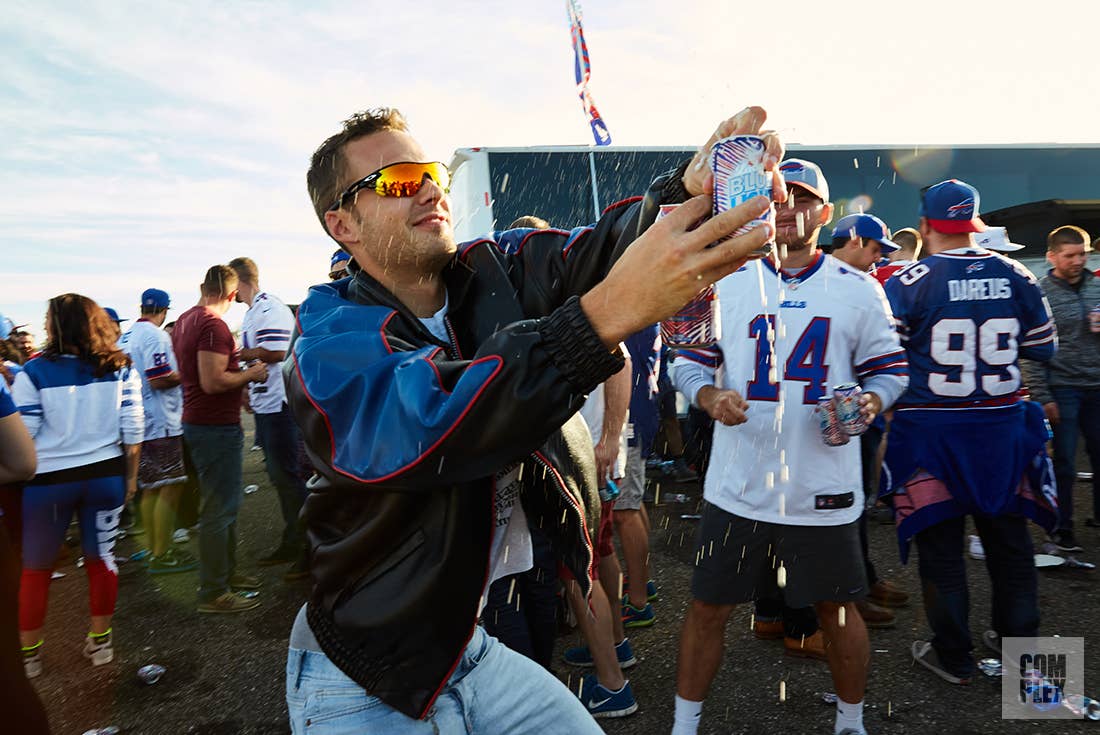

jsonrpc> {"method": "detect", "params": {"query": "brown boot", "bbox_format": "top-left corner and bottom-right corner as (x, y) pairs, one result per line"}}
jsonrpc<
(783, 630), (828, 661)
(753, 618), (784, 640)
(868, 579), (910, 608)
(855, 598), (896, 629)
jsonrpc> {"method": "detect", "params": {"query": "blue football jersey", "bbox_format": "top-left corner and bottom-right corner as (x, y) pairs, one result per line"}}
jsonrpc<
(884, 248), (1055, 408)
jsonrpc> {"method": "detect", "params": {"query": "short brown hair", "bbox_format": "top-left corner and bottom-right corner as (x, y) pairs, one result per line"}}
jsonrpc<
(200, 265), (239, 299)
(891, 227), (922, 255)
(509, 215), (551, 230)
(228, 257), (260, 287)
(42, 294), (130, 377)
(307, 108), (410, 236)
(1047, 225), (1090, 252)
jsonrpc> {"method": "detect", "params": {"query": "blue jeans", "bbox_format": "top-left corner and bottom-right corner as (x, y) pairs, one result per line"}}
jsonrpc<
(1049, 387), (1100, 530)
(286, 627), (602, 735)
(254, 407), (307, 550)
(482, 524), (557, 670)
(915, 514), (1038, 677)
(182, 423), (244, 602)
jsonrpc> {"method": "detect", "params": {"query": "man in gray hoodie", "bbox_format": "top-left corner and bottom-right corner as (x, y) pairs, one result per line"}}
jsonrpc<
(1022, 225), (1100, 552)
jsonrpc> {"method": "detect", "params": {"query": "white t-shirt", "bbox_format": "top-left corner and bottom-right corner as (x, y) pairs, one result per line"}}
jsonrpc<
(671, 254), (907, 526)
(416, 295), (533, 610)
(239, 292), (295, 414)
(578, 378), (628, 482)
(120, 319), (183, 439)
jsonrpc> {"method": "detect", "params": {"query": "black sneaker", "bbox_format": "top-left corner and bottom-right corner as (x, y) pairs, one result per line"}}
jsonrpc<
(1051, 530), (1084, 553)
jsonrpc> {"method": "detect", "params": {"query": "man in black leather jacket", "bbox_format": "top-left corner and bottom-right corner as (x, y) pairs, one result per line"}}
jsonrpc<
(283, 105), (783, 734)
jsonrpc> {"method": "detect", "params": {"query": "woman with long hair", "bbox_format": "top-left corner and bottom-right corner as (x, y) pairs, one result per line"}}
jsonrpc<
(11, 294), (143, 679)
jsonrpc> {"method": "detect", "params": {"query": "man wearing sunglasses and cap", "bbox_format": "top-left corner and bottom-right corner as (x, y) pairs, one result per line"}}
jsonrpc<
(283, 106), (785, 734)
(881, 179), (1058, 685)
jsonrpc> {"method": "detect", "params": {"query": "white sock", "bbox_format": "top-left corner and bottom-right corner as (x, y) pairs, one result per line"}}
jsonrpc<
(835, 698), (865, 735)
(672, 695), (703, 735)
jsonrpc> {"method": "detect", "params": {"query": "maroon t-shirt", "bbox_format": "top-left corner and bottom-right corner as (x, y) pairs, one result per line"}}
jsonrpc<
(171, 305), (241, 425)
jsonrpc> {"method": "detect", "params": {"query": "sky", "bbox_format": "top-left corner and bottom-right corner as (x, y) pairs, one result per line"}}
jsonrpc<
(4, 0), (1100, 335)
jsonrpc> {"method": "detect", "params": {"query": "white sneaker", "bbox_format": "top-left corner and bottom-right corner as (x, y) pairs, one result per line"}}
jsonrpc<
(83, 633), (114, 666)
(172, 527), (190, 544)
(22, 645), (43, 678)
(968, 534), (986, 560)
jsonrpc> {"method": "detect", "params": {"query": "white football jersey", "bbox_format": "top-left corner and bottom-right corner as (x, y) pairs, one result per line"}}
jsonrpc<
(240, 292), (295, 414)
(671, 253), (907, 526)
(121, 319), (183, 439)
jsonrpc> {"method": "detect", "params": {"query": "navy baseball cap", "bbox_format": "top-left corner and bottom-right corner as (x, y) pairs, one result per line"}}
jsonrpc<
(831, 213), (899, 252)
(331, 250), (351, 269)
(141, 288), (171, 309)
(920, 179), (986, 234)
(778, 158), (829, 202)
(103, 307), (128, 324)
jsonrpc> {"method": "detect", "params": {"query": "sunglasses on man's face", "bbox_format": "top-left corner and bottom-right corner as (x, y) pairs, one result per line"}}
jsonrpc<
(329, 161), (451, 211)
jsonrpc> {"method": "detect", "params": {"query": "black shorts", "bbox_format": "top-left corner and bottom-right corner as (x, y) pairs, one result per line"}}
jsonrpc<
(690, 501), (867, 609)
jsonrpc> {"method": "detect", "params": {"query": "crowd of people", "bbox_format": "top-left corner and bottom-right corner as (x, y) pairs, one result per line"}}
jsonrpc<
(1, 103), (1098, 734)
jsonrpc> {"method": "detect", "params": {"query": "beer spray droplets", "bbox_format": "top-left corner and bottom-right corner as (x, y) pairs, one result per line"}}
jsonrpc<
(776, 563), (787, 588)
(838, 606), (846, 627)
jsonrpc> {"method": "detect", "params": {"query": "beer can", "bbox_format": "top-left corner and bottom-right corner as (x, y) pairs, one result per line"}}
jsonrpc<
(816, 396), (849, 446)
(833, 383), (867, 436)
(1089, 305), (1100, 334)
(657, 203), (721, 347)
(710, 135), (775, 257)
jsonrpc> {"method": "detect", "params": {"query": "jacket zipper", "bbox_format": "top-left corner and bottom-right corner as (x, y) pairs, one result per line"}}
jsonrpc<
(531, 451), (595, 594)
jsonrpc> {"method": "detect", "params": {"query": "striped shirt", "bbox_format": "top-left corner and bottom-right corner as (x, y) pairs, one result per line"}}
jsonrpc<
(13, 355), (144, 474)
(240, 291), (295, 414)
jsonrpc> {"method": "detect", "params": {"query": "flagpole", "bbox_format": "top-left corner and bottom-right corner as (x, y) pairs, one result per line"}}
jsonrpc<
(588, 150), (601, 221)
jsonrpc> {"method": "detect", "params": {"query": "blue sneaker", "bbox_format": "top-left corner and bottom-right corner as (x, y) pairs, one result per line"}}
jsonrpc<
(579, 674), (638, 718)
(621, 600), (655, 628)
(563, 638), (636, 669)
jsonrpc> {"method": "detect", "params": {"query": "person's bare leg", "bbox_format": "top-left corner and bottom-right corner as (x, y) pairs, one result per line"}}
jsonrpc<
(614, 509), (650, 609)
(565, 578), (625, 691)
(814, 600), (868, 704)
(597, 553), (626, 643)
(140, 488), (160, 554)
(676, 599), (736, 701)
(90, 614), (112, 635)
(154, 482), (185, 557)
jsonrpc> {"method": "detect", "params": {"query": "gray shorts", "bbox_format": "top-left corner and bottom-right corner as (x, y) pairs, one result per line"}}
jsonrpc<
(690, 501), (867, 609)
(615, 445), (645, 511)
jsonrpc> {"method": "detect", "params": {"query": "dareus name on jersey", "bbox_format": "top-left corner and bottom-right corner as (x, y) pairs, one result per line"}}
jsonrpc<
(947, 277), (1012, 302)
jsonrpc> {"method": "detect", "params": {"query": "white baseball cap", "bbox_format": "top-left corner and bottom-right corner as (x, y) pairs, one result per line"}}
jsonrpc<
(974, 226), (1024, 252)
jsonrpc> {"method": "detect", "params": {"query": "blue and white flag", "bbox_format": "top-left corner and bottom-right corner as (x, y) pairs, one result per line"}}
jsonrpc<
(567, 0), (612, 146)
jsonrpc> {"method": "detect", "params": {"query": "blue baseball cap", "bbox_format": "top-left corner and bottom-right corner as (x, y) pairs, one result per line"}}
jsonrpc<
(103, 307), (127, 324)
(831, 213), (899, 252)
(920, 179), (986, 234)
(141, 288), (171, 310)
(778, 158), (829, 202)
(331, 250), (351, 269)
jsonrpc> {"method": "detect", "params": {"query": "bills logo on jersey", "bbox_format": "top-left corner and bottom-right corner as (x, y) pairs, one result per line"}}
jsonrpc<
(946, 198), (975, 219)
(966, 261), (986, 274)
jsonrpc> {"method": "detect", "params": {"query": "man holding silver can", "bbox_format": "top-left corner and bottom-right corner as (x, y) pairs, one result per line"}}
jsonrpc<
(670, 159), (908, 735)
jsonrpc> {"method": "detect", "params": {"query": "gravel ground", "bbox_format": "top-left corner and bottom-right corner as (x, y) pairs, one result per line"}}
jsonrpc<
(30, 417), (1100, 734)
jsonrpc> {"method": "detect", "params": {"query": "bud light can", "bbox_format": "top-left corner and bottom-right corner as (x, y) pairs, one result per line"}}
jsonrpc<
(815, 397), (848, 446)
(833, 383), (867, 435)
(658, 203), (721, 347)
(710, 135), (775, 256)
(1089, 305), (1100, 334)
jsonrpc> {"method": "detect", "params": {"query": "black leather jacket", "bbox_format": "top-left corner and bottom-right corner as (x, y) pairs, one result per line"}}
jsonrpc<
(285, 167), (684, 718)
